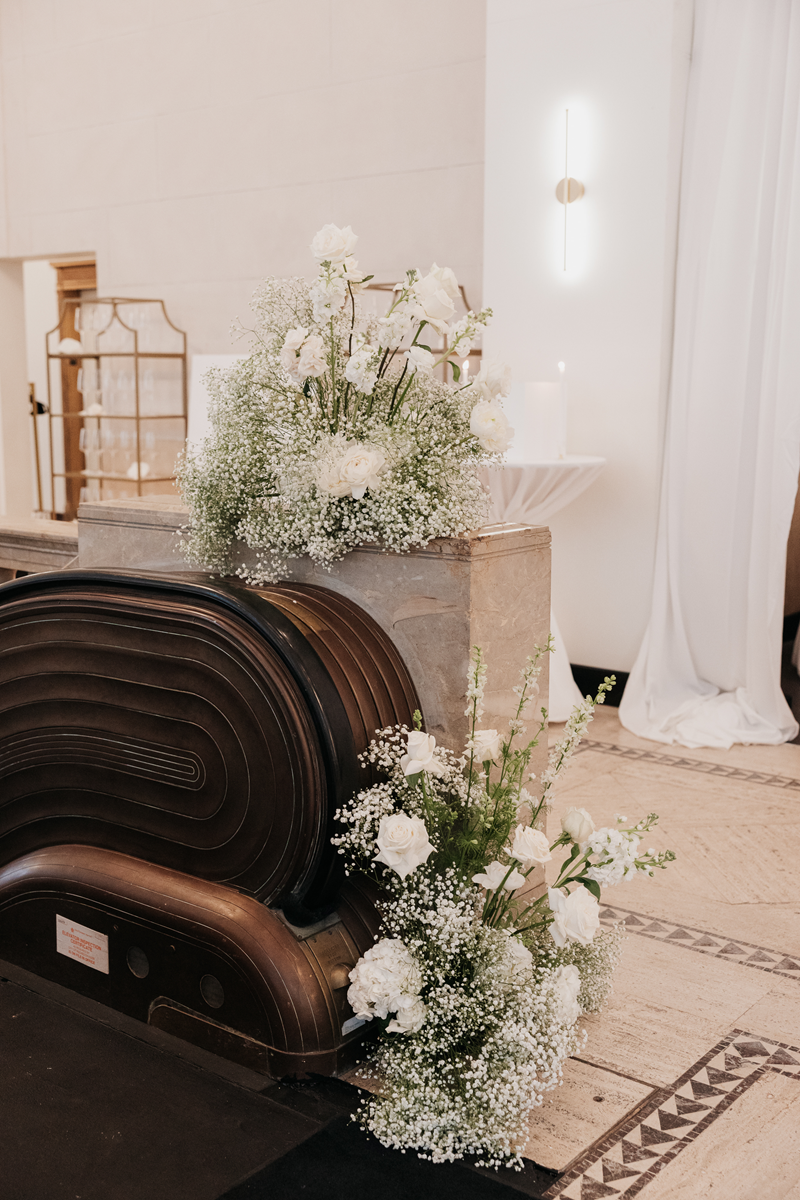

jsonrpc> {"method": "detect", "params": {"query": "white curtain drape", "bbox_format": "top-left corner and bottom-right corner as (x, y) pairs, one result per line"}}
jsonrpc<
(620, 0), (800, 749)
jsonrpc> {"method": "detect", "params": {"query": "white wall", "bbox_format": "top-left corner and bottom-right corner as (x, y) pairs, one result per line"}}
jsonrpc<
(0, 0), (487, 357)
(0, 260), (32, 515)
(484, 0), (693, 671)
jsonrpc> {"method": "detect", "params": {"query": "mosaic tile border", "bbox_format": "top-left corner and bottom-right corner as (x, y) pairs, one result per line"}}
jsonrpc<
(544, 1029), (800, 1198)
(598, 906), (800, 982)
(577, 738), (800, 792)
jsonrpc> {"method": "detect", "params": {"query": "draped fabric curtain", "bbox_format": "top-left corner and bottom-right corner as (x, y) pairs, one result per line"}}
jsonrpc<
(619, 0), (800, 749)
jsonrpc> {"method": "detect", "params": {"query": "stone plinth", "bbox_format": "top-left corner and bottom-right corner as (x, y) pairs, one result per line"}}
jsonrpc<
(78, 497), (551, 776)
(0, 516), (78, 581)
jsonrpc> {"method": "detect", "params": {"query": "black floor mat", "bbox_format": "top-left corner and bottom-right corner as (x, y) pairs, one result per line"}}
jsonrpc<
(0, 971), (557, 1200)
(0, 976), (320, 1200)
(219, 1115), (556, 1199)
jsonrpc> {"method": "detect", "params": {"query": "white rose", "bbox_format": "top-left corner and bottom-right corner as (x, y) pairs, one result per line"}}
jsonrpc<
(342, 254), (365, 286)
(561, 806), (595, 848)
(551, 964), (582, 1025)
(310, 222), (358, 263)
(548, 886), (600, 948)
(508, 824), (552, 868)
(412, 272), (456, 332)
(470, 728), (504, 763)
(405, 345), (435, 375)
(320, 443), (386, 500)
(399, 729), (445, 777)
(473, 859), (526, 892)
(475, 361), (512, 401)
(297, 333), (327, 379)
(374, 812), (435, 879)
(386, 994), (427, 1034)
(505, 933), (534, 974)
(469, 400), (514, 453)
(428, 262), (460, 302)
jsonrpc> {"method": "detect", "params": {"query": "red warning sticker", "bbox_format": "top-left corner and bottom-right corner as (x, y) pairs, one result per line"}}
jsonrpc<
(56, 914), (109, 974)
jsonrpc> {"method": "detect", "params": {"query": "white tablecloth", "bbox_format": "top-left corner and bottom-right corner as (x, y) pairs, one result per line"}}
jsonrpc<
(479, 457), (606, 721)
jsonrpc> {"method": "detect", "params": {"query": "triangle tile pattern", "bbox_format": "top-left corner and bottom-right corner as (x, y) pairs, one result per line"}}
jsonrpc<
(597, 907), (800, 984)
(580, 739), (800, 792)
(544, 1031), (800, 1198)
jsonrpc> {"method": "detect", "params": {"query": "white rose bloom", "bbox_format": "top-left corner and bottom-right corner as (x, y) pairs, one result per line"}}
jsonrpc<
(469, 400), (514, 454)
(386, 994), (427, 1034)
(342, 255), (366, 287)
(320, 443), (386, 500)
(561, 806), (596, 848)
(475, 361), (512, 401)
(280, 327), (309, 382)
(412, 272), (456, 332)
(505, 933), (534, 974)
(374, 812), (435, 879)
(344, 346), (379, 395)
(296, 333), (327, 379)
(428, 262), (460, 302)
(507, 824), (552, 868)
(405, 345), (435, 375)
(551, 964), (582, 1026)
(310, 222), (358, 263)
(473, 859), (526, 892)
(399, 729), (445, 777)
(547, 886), (600, 948)
(470, 728), (504, 762)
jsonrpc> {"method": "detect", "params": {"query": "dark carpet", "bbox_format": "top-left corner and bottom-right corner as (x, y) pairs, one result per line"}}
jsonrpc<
(0, 965), (557, 1200)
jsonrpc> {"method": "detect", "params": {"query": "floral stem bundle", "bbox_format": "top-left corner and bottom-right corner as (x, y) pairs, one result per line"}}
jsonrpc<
(178, 223), (515, 582)
(335, 648), (675, 1168)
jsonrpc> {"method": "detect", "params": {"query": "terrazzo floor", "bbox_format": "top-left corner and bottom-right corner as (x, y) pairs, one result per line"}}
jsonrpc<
(530, 706), (800, 1198)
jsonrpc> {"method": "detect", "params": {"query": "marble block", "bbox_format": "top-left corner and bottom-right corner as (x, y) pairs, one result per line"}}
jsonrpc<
(78, 497), (552, 779)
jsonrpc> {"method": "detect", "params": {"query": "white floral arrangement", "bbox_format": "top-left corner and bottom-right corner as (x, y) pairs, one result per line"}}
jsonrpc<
(178, 223), (514, 582)
(334, 648), (675, 1169)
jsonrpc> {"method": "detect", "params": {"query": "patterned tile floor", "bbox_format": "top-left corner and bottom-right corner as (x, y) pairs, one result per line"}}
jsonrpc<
(546, 1032), (800, 1198)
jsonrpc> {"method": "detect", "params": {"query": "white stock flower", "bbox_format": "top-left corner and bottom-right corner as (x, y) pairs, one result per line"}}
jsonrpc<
(585, 827), (641, 887)
(475, 361), (512, 401)
(469, 401), (514, 454)
(310, 223), (358, 263)
(374, 812), (435, 879)
(507, 824), (552, 868)
(413, 272), (456, 333)
(347, 937), (423, 1025)
(561, 807), (595, 848)
(400, 729), (445, 777)
(345, 345), (379, 395)
(310, 274), (347, 322)
(473, 860), (526, 892)
(470, 728), (503, 762)
(551, 964), (582, 1026)
(405, 345), (435, 375)
(376, 305), (414, 350)
(386, 994), (427, 1034)
(547, 886), (600, 948)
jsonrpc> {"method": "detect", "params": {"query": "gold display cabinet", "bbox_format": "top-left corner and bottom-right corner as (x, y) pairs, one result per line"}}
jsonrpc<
(45, 297), (187, 520)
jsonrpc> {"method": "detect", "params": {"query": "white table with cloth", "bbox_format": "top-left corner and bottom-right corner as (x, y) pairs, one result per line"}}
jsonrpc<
(479, 457), (606, 721)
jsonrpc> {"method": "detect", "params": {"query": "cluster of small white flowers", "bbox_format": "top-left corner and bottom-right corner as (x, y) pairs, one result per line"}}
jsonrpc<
(178, 225), (509, 580)
(465, 646), (488, 722)
(508, 652), (545, 736)
(585, 826), (643, 886)
(348, 937), (427, 1034)
(351, 869), (583, 1167)
(331, 725), (470, 870)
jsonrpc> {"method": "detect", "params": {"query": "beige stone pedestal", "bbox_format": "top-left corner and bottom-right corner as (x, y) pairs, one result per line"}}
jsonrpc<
(77, 497), (551, 775)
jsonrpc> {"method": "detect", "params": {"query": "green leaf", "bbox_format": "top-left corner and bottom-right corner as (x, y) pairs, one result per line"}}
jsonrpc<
(450, 361), (461, 382)
(582, 879), (602, 900)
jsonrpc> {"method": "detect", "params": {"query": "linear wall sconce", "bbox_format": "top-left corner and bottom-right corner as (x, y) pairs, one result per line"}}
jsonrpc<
(556, 109), (585, 271)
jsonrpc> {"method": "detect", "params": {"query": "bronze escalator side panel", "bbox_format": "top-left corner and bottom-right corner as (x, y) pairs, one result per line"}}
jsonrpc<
(0, 844), (376, 1077)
